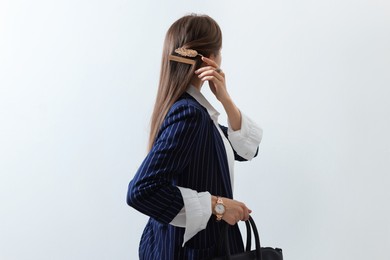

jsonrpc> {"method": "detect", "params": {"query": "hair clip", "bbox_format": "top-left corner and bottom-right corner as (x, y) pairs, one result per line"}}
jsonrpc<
(168, 47), (203, 65)
(174, 47), (203, 58)
(168, 55), (196, 65)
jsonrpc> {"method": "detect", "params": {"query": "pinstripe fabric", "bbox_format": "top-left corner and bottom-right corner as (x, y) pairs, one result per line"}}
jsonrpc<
(127, 93), (257, 260)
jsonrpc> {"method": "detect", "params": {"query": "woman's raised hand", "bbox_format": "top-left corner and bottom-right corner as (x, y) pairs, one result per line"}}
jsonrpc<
(195, 56), (230, 103)
(195, 56), (242, 131)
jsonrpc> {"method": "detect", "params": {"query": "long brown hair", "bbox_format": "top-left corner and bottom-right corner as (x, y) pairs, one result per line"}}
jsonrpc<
(148, 14), (222, 150)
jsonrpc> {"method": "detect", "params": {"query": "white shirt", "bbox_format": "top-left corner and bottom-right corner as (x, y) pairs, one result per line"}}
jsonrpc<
(170, 85), (263, 246)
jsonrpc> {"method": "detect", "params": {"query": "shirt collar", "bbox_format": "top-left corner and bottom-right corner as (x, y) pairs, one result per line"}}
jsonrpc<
(186, 85), (220, 122)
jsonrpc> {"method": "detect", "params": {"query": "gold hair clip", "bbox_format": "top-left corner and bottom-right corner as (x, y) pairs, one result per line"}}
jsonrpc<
(168, 47), (203, 65)
(174, 47), (203, 58)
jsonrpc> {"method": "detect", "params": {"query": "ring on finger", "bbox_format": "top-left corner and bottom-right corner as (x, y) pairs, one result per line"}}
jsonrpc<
(215, 67), (222, 73)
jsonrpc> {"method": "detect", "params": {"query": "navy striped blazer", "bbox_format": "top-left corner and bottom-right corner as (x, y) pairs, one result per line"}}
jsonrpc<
(127, 93), (258, 260)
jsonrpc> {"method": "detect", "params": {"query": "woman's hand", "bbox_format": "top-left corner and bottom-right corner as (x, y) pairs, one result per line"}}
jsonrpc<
(195, 56), (230, 103)
(212, 196), (252, 225)
(195, 56), (242, 131)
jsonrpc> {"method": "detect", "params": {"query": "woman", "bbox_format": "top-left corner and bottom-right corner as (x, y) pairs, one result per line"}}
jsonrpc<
(127, 14), (263, 260)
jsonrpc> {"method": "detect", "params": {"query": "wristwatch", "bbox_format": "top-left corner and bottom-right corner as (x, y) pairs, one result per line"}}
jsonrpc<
(214, 197), (225, 221)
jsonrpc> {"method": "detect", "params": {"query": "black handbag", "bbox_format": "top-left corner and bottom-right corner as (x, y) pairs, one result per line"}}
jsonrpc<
(211, 216), (283, 260)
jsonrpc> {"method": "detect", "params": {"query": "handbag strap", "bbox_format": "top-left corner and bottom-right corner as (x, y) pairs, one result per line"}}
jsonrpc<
(217, 216), (262, 260)
(245, 220), (251, 251)
(248, 216), (262, 259)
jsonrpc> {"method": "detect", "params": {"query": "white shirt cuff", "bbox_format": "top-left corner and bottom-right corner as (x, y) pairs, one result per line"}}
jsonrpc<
(228, 112), (263, 160)
(169, 186), (212, 246)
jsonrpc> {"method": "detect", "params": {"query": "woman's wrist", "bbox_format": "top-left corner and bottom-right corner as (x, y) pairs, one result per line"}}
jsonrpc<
(211, 196), (227, 221)
(221, 98), (242, 131)
(218, 92), (232, 106)
(211, 195), (218, 215)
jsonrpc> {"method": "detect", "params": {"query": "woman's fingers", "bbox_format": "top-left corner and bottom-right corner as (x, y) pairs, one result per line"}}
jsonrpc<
(199, 76), (223, 85)
(197, 68), (225, 91)
(201, 56), (218, 67)
(197, 69), (224, 81)
(222, 198), (252, 225)
(195, 66), (220, 75)
(194, 56), (228, 102)
(243, 208), (250, 221)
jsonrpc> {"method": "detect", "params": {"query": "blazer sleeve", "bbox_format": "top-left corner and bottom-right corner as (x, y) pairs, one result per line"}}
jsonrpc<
(127, 103), (202, 224)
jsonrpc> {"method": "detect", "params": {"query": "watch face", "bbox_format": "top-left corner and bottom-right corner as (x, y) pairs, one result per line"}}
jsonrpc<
(215, 204), (225, 214)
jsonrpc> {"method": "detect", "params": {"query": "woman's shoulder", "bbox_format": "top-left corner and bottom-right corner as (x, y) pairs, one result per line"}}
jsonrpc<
(161, 93), (210, 127)
(169, 93), (208, 116)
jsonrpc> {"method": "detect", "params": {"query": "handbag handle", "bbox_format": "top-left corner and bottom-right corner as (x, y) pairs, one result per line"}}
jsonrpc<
(218, 216), (262, 260)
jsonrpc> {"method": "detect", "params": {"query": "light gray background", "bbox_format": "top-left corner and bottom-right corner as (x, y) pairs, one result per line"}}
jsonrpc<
(1, 0), (389, 259)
